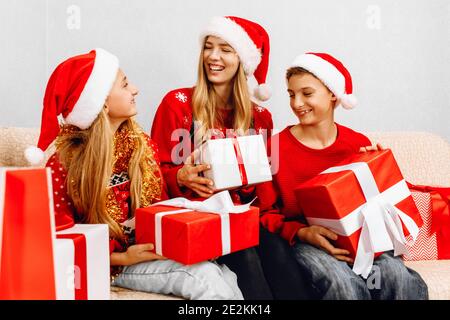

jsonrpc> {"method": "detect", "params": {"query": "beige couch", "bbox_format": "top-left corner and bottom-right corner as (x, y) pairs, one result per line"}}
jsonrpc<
(1, 127), (449, 300)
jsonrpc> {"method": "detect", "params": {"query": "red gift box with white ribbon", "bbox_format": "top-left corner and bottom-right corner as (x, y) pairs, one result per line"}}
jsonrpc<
(54, 224), (110, 300)
(294, 150), (423, 278)
(199, 135), (272, 191)
(135, 191), (259, 265)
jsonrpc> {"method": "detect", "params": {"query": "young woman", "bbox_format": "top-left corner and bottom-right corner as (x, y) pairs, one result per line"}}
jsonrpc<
(151, 17), (312, 299)
(257, 52), (428, 299)
(27, 48), (243, 300)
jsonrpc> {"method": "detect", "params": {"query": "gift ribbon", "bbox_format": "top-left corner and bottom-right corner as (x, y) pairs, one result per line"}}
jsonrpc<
(151, 191), (253, 257)
(407, 182), (450, 259)
(56, 234), (88, 300)
(306, 162), (419, 278)
(231, 138), (249, 186)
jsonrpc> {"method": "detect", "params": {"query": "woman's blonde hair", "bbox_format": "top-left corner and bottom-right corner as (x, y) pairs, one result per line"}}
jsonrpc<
(56, 109), (160, 240)
(191, 40), (253, 144)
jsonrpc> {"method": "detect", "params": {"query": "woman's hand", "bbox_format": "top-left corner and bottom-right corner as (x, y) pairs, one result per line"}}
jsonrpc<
(297, 225), (354, 263)
(359, 143), (385, 153)
(111, 243), (167, 266)
(177, 149), (214, 198)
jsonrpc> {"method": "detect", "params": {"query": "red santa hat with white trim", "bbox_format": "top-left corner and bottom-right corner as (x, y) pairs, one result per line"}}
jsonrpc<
(25, 48), (119, 165)
(200, 16), (271, 101)
(290, 52), (357, 109)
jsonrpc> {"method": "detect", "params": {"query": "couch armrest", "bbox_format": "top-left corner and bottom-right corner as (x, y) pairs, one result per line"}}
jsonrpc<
(0, 127), (55, 167)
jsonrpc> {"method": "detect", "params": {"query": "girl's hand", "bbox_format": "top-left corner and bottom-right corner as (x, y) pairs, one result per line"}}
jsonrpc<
(359, 143), (385, 153)
(177, 149), (214, 198)
(297, 225), (354, 263)
(124, 243), (167, 265)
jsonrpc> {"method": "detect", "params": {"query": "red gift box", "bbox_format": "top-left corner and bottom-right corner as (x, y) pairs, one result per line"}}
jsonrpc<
(0, 168), (56, 299)
(294, 149), (422, 278)
(404, 185), (450, 261)
(135, 192), (259, 265)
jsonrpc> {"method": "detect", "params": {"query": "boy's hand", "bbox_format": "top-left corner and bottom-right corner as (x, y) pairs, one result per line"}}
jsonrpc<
(297, 225), (354, 263)
(359, 143), (385, 153)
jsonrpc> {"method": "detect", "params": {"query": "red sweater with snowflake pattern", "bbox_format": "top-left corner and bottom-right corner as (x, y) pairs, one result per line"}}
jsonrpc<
(151, 87), (274, 202)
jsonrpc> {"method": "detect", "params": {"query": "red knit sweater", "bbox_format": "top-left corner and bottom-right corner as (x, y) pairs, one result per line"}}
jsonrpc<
(151, 87), (273, 201)
(256, 123), (371, 245)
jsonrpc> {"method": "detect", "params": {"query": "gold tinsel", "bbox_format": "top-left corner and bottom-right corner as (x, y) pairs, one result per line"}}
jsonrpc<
(56, 122), (162, 225)
(109, 122), (162, 221)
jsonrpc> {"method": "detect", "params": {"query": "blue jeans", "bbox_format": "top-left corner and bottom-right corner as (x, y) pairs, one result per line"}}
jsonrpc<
(112, 259), (243, 300)
(257, 227), (316, 299)
(293, 242), (428, 300)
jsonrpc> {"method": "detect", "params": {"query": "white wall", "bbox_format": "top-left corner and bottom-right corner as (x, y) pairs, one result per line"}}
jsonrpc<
(1, 0), (449, 141)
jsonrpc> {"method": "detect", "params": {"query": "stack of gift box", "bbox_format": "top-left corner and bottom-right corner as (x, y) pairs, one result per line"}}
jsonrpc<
(0, 135), (272, 298)
(294, 150), (424, 277)
(0, 167), (110, 300)
(293, 149), (450, 277)
(135, 135), (272, 264)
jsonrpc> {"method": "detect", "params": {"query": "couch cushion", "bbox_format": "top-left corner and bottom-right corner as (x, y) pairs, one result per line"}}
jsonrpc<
(404, 259), (450, 300)
(110, 286), (182, 300)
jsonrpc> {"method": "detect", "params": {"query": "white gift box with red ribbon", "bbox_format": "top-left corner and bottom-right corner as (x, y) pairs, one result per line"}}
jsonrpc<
(54, 224), (110, 300)
(199, 135), (272, 191)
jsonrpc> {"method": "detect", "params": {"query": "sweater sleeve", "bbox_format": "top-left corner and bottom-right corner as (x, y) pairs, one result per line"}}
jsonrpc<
(253, 105), (273, 141)
(46, 153), (76, 220)
(150, 91), (196, 199)
(255, 181), (307, 246)
(144, 135), (169, 201)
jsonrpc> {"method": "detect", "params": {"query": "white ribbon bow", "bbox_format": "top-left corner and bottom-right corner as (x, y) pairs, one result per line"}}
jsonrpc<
(306, 162), (419, 278)
(151, 191), (253, 258)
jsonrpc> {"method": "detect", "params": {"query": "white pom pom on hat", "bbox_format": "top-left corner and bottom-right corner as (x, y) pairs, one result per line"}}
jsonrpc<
(340, 93), (358, 109)
(24, 146), (45, 165)
(290, 52), (357, 109)
(253, 83), (271, 102)
(25, 48), (119, 165)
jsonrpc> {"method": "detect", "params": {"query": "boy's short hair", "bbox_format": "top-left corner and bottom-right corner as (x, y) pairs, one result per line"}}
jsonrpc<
(286, 67), (314, 81)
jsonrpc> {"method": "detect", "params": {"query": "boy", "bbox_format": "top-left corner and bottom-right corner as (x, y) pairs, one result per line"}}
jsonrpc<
(257, 52), (428, 299)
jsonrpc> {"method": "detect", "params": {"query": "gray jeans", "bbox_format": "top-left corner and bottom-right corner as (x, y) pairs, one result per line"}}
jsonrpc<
(112, 259), (244, 300)
(293, 242), (428, 300)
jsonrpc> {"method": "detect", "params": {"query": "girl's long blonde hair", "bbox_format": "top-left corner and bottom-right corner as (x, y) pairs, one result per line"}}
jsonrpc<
(191, 43), (253, 143)
(56, 109), (159, 240)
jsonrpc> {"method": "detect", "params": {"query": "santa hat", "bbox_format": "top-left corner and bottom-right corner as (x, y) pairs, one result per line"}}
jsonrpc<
(200, 16), (271, 101)
(290, 52), (357, 109)
(25, 48), (119, 165)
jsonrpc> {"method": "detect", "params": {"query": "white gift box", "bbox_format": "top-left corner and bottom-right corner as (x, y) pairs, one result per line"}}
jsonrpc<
(54, 224), (110, 300)
(199, 135), (272, 191)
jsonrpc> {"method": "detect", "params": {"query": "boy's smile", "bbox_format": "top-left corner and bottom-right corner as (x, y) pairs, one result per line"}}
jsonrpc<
(287, 73), (336, 125)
